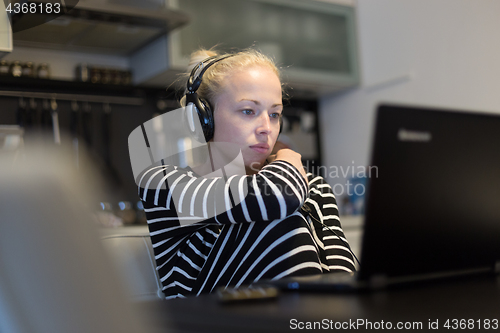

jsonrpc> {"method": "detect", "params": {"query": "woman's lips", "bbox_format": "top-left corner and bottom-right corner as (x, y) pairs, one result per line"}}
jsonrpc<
(250, 143), (269, 154)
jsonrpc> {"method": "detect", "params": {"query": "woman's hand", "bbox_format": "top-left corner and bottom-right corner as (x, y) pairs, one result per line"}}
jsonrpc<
(268, 147), (308, 186)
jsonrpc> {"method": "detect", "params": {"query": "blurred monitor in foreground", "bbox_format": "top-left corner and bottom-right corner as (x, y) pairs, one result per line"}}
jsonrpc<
(0, 139), (155, 333)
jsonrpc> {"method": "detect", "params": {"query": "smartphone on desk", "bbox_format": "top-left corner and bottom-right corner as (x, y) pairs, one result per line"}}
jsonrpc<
(217, 285), (279, 303)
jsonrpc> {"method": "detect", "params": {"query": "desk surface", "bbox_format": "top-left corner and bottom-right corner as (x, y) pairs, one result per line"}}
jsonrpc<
(140, 274), (500, 332)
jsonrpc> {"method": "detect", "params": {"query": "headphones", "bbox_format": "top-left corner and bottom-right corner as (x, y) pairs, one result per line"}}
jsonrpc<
(185, 54), (283, 143)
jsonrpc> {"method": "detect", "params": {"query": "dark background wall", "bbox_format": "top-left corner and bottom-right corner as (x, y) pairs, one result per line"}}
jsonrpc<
(0, 76), (320, 218)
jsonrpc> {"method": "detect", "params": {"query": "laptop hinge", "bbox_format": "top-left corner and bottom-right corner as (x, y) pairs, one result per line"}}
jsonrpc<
(369, 274), (388, 290)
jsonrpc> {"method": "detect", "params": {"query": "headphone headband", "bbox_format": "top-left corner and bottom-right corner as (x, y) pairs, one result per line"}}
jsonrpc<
(187, 54), (234, 93)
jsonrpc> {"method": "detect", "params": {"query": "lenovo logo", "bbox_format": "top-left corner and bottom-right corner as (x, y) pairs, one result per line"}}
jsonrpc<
(398, 129), (432, 142)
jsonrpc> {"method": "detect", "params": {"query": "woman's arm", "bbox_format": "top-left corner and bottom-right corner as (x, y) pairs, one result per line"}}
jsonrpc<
(267, 148), (308, 186)
(305, 174), (357, 273)
(138, 159), (309, 225)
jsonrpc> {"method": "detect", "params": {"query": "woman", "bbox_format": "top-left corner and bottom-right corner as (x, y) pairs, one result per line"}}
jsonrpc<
(138, 48), (355, 299)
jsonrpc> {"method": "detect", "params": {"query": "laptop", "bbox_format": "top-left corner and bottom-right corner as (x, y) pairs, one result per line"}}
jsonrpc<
(267, 103), (500, 291)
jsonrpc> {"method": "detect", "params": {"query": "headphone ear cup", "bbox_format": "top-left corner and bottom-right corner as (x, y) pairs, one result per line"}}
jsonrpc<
(184, 93), (213, 143)
(185, 55), (234, 142)
(196, 97), (214, 142)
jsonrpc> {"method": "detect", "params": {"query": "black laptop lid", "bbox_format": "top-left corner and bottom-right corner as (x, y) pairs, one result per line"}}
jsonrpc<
(359, 104), (500, 282)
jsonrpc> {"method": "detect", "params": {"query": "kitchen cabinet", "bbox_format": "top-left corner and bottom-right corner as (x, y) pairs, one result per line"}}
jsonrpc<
(0, 3), (13, 58)
(135, 0), (360, 96)
(9, 1), (188, 56)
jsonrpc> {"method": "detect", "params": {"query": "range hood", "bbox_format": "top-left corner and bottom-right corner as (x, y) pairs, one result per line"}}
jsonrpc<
(10, 0), (190, 56)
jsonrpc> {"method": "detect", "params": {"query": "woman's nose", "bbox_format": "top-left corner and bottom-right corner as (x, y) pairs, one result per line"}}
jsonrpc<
(256, 113), (271, 135)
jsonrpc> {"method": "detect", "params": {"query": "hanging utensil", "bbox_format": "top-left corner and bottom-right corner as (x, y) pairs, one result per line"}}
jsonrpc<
(102, 102), (112, 167)
(82, 102), (92, 148)
(16, 97), (27, 127)
(100, 102), (122, 187)
(41, 99), (52, 131)
(27, 98), (38, 129)
(70, 100), (80, 169)
(51, 98), (61, 145)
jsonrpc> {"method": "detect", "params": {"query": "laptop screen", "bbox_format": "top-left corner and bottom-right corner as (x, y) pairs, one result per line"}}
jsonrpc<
(359, 104), (500, 282)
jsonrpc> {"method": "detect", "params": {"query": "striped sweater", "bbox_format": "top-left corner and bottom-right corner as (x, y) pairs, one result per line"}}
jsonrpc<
(138, 160), (355, 299)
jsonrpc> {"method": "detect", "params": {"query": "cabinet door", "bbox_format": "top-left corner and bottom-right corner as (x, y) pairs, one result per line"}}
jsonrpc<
(0, 2), (13, 57)
(167, 0), (359, 95)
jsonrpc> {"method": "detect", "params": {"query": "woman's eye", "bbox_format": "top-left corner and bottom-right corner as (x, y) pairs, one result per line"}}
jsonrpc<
(242, 109), (254, 115)
(270, 112), (281, 119)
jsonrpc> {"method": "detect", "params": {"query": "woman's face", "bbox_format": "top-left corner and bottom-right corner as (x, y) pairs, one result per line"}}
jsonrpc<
(212, 65), (283, 174)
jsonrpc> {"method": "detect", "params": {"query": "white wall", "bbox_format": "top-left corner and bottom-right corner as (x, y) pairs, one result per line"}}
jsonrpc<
(319, 0), (500, 197)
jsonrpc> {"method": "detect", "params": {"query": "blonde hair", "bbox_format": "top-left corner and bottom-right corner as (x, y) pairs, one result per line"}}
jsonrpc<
(180, 48), (282, 108)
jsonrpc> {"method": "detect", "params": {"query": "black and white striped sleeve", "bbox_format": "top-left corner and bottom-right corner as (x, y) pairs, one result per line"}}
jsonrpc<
(306, 174), (356, 273)
(137, 160), (308, 225)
